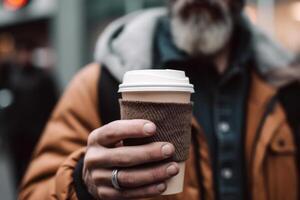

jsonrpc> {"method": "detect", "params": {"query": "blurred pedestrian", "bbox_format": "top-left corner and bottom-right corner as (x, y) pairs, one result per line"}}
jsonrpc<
(0, 40), (58, 186)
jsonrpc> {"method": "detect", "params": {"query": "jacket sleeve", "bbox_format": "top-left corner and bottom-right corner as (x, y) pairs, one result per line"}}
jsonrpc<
(19, 63), (101, 200)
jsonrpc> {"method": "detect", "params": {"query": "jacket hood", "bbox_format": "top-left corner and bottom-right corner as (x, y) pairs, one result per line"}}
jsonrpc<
(95, 7), (300, 87)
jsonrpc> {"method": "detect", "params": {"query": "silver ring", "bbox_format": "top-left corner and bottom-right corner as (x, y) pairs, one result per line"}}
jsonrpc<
(112, 169), (122, 190)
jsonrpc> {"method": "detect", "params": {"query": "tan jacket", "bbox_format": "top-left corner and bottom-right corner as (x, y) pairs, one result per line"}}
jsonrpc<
(19, 63), (299, 200)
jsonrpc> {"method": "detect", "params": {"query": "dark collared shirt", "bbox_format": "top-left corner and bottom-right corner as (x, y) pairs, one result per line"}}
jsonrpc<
(154, 16), (253, 200)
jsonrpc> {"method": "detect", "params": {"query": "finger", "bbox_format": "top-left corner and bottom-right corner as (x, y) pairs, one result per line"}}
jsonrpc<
(97, 183), (166, 200)
(89, 120), (156, 147)
(118, 162), (179, 188)
(92, 142), (175, 168)
(91, 162), (179, 188)
(90, 168), (112, 186)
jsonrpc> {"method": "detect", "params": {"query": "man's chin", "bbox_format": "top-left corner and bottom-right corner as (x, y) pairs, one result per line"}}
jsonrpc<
(170, 14), (233, 57)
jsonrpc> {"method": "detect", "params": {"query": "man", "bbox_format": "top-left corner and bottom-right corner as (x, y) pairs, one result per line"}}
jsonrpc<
(20, 0), (300, 200)
(0, 40), (58, 186)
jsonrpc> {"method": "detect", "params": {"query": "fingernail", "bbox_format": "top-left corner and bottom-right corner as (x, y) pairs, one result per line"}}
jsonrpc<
(143, 123), (156, 135)
(167, 165), (179, 176)
(161, 144), (174, 157)
(156, 183), (166, 193)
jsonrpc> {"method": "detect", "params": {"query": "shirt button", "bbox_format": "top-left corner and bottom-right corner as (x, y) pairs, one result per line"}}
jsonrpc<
(0, 89), (13, 109)
(218, 122), (230, 133)
(221, 168), (233, 179)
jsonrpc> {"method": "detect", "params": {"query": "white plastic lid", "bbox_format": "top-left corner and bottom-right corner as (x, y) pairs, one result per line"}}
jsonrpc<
(118, 69), (194, 93)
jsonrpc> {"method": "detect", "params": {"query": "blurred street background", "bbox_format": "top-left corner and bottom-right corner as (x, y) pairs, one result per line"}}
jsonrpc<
(0, 0), (300, 199)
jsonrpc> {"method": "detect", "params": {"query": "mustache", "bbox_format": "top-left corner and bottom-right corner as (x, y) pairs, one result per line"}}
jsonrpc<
(172, 0), (228, 21)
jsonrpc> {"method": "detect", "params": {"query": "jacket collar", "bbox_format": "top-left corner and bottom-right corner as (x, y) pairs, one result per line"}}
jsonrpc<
(249, 72), (277, 107)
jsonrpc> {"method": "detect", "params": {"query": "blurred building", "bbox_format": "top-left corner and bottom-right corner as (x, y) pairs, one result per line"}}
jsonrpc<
(246, 0), (300, 53)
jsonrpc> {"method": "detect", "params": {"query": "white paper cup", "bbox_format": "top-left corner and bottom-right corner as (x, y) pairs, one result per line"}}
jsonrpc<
(119, 69), (194, 195)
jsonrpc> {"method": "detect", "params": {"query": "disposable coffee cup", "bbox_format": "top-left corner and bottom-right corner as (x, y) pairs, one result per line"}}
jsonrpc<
(118, 69), (194, 195)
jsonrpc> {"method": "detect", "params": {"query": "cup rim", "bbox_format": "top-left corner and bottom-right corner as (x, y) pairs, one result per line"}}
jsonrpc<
(118, 83), (195, 93)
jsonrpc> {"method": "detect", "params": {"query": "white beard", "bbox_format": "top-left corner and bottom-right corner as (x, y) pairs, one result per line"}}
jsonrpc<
(170, 2), (233, 56)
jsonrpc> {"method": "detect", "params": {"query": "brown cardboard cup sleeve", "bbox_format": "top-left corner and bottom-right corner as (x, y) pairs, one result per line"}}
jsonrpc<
(119, 100), (193, 162)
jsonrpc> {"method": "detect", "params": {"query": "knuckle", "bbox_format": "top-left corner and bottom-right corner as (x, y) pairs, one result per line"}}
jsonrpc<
(107, 120), (122, 134)
(102, 126), (117, 141)
(104, 120), (128, 140)
(151, 167), (165, 181)
(84, 151), (97, 168)
(114, 154), (131, 166)
(97, 187), (109, 200)
(97, 150), (110, 164)
(87, 130), (98, 146)
(85, 179), (100, 199)
(118, 171), (135, 186)
(92, 171), (106, 184)
(83, 155), (92, 169)
(109, 120), (122, 126)
(99, 120), (122, 140)
(113, 121), (129, 136)
(85, 158), (96, 169)
(106, 133), (117, 142)
(144, 186), (155, 195)
(145, 143), (163, 161)
(98, 187), (120, 200)
(120, 190), (132, 199)
(146, 148), (160, 161)
(85, 149), (108, 168)
(148, 185), (161, 195)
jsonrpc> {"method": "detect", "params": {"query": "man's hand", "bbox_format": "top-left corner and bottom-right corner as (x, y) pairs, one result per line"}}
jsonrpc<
(83, 120), (179, 200)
